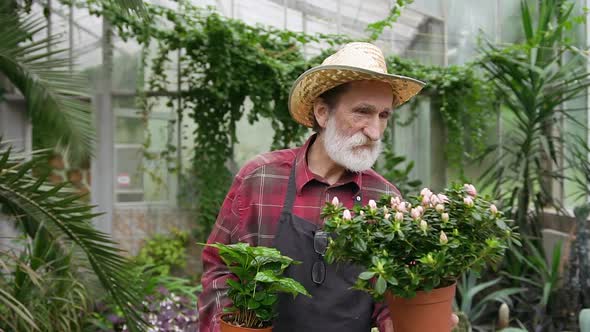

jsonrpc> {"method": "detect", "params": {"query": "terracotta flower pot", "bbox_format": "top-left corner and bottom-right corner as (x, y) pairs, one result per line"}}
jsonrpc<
(385, 283), (457, 332)
(220, 314), (273, 332)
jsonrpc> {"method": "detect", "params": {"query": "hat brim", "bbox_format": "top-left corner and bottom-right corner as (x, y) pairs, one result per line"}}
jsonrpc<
(289, 65), (426, 128)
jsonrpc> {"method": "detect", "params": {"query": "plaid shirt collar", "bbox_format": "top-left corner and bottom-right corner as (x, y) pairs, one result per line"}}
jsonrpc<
(295, 134), (363, 196)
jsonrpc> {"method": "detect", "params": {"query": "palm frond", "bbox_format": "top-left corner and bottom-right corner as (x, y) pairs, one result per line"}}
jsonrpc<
(0, 14), (94, 166)
(476, 0), (590, 238)
(0, 287), (39, 331)
(112, 0), (149, 19)
(0, 144), (147, 331)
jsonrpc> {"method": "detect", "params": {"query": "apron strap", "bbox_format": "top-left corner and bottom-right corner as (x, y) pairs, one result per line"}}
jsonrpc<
(282, 158), (298, 215)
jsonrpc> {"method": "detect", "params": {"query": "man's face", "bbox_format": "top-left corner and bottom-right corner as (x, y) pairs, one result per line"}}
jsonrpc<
(318, 80), (394, 172)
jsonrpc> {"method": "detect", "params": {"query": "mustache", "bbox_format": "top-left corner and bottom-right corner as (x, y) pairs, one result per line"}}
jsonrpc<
(348, 132), (381, 147)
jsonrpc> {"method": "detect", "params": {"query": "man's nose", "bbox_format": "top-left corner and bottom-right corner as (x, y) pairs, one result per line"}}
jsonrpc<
(363, 118), (381, 141)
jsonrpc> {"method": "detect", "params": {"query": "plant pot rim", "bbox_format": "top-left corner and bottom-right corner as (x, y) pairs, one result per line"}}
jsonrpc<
(386, 282), (457, 305)
(219, 313), (273, 331)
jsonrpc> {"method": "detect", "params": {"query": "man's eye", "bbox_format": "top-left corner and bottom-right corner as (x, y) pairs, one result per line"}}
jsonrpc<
(380, 112), (391, 119)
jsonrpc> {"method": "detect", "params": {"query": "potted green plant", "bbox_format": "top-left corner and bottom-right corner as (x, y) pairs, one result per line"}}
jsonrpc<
(321, 183), (519, 332)
(203, 242), (310, 331)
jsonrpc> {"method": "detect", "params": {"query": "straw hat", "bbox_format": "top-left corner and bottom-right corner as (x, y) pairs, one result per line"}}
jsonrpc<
(288, 42), (426, 128)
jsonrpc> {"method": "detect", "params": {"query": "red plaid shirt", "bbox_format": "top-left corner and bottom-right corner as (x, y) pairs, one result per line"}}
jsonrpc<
(198, 134), (401, 331)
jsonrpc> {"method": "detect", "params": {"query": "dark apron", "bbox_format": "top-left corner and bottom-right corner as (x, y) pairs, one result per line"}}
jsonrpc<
(272, 162), (374, 332)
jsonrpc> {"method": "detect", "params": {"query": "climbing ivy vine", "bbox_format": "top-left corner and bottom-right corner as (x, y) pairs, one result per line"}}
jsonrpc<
(84, 0), (495, 239)
(387, 57), (495, 171)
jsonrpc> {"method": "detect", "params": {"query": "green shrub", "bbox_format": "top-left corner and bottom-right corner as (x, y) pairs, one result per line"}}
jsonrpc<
(134, 228), (189, 276)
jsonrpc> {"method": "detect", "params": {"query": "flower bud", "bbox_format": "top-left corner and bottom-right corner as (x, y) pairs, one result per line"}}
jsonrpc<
(360, 210), (365, 217)
(419, 219), (428, 232)
(383, 206), (389, 215)
(464, 184), (477, 197)
(435, 204), (445, 213)
(464, 196), (474, 207)
(441, 213), (449, 223)
(397, 202), (408, 213)
(391, 196), (401, 206)
(437, 194), (449, 203)
(421, 195), (431, 206)
(395, 212), (404, 222)
(369, 199), (377, 211)
(416, 206), (424, 214)
(384, 213), (391, 220)
(439, 231), (448, 244)
(490, 204), (498, 215)
(332, 196), (340, 206)
(498, 303), (510, 329)
(420, 188), (433, 197)
(430, 195), (440, 206)
(343, 209), (352, 220)
(411, 208), (422, 220)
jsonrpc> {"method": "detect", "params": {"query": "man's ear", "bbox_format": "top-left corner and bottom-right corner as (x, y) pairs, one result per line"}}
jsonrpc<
(313, 99), (330, 130)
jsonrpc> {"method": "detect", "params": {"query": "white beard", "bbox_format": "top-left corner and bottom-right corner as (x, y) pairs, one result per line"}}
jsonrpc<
(322, 116), (382, 172)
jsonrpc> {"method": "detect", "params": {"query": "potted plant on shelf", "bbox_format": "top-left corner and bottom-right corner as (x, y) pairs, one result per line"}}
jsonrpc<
(322, 183), (519, 332)
(203, 242), (310, 331)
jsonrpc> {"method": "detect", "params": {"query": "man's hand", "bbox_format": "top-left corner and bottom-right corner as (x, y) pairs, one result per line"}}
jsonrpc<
(381, 313), (460, 332)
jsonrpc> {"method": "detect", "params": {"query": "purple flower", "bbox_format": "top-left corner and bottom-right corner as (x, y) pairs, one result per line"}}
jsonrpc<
(107, 314), (124, 324)
(157, 286), (170, 296)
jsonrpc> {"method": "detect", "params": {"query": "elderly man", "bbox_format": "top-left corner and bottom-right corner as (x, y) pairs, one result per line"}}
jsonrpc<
(199, 42), (457, 331)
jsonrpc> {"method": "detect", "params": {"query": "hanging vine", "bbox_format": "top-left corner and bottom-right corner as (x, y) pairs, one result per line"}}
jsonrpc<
(387, 56), (496, 174)
(85, 0), (495, 239)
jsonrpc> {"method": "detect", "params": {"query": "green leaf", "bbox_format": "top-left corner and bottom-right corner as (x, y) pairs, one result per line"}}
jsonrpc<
(375, 275), (387, 295)
(0, 288), (39, 331)
(270, 277), (311, 297)
(358, 271), (376, 280)
(226, 279), (243, 292)
(520, 0), (534, 42)
(261, 294), (278, 306)
(386, 276), (398, 285)
(0, 145), (147, 331)
(496, 219), (508, 230)
(353, 238), (367, 252)
(254, 270), (279, 283)
(0, 14), (94, 165)
(247, 298), (261, 310)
